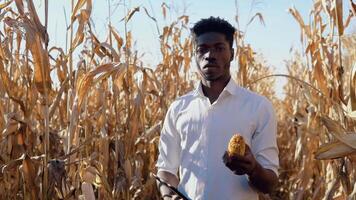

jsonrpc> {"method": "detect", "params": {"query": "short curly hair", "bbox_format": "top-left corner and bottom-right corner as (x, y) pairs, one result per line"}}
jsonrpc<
(191, 16), (236, 48)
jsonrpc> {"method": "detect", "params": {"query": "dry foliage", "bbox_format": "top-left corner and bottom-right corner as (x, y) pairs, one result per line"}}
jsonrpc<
(273, 1), (356, 199)
(0, 0), (355, 200)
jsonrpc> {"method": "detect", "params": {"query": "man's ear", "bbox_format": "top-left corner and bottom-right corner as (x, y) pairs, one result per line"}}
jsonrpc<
(230, 48), (234, 61)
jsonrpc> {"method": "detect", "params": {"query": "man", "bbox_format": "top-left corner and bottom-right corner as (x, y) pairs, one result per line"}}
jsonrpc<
(156, 16), (279, 200)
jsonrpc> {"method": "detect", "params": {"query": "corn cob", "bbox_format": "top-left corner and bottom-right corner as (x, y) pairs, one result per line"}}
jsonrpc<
(228, 134), (246, 156)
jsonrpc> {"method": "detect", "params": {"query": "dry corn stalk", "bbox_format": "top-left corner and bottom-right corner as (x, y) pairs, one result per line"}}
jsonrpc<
(0, 0), (355, 200)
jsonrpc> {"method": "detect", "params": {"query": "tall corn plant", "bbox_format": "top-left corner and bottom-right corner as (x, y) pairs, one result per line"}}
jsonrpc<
(233, 0), (277, 101)
(0, 0), (193, 199)
(275, 0), (356, 199)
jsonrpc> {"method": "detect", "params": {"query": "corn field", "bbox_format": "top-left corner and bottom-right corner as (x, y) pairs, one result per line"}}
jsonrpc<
(0, 0), (355, 199)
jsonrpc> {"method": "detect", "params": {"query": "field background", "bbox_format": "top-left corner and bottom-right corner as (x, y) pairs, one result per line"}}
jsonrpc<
(0, 0), (355, 199)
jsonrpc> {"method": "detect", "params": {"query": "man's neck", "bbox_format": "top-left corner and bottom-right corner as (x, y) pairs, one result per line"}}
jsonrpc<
(201, 76), (231, 104)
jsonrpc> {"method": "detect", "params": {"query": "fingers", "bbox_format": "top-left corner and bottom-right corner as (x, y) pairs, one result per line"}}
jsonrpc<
(222, 151), (231, 164)
(223, 151), (249, 163)
(244, 144), (253, 157)
(231, 162), (253, 175)
(244, 143), (251, 152)
(223, 151), (235, 171)
(222, 150), (256, 175)
(233, 169), (245, 175)
(229, 153), (252, 164)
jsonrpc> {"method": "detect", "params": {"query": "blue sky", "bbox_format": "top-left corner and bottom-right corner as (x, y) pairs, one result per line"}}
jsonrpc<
(37, 0), (315, 69)
(32, 0), (355, 95)
(37, 0), (355, 68)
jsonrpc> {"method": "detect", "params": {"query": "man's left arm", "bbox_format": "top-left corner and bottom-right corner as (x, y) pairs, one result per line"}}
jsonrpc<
(248, 155), (278, 193)
(223, 98), (279, 194)
(223, 145), (278, 193)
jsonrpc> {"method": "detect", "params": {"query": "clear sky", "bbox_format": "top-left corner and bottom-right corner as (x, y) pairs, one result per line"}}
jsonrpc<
(37, 0), (355, 67)
(38, 0), (313, 70)
(32, 0), (355, 95)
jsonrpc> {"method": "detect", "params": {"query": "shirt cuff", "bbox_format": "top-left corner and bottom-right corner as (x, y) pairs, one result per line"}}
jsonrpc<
(156, 167), (179, 179)
(261, 165), (279, 176)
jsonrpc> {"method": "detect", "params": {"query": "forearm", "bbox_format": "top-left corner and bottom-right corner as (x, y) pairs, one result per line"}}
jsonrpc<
(248, 163), (278, 194)
(156, 171), (179, 199)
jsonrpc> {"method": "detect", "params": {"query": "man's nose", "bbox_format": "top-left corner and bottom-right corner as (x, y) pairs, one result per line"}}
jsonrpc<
(204, 50), (217, 61)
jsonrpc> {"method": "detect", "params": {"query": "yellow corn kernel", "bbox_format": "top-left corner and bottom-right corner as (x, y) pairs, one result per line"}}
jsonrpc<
(228, 134), (245, 156)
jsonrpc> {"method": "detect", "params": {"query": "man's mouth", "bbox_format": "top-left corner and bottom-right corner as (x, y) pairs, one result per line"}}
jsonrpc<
(203, 64), (218, 69)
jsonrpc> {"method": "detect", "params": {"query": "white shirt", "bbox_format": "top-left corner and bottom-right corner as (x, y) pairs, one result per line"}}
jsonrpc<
(156, 78), (279, 200)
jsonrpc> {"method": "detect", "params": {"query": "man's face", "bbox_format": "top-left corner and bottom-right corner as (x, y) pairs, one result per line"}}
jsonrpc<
(195, 32), (233, 82)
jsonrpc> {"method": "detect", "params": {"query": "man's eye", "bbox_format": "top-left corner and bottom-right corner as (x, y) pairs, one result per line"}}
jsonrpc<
(216, 46), (225, 52)
(196, 48), (207, 54)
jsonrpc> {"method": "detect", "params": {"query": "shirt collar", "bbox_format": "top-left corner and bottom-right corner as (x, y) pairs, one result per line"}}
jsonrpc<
(193, 78), (240, 97)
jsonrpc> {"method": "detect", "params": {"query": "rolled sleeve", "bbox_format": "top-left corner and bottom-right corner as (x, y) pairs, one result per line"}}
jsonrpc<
(156, 103), (181, 177)
(251, 98), (279, 176)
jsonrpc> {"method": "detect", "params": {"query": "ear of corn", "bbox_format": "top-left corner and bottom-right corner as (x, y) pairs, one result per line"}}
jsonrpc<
(228, 134), (246, 156)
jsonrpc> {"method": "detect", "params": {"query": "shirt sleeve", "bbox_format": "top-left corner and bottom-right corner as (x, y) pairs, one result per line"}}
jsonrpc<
(156, 102), (181, 178)
(251, 98), (279, 176)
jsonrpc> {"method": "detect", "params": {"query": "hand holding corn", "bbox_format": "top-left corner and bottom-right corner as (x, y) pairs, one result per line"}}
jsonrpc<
(223, 134), (257, 176)
(227, 134), (246, 156)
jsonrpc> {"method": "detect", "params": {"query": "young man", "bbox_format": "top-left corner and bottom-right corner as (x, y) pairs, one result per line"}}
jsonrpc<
(156, 16), (279, 200)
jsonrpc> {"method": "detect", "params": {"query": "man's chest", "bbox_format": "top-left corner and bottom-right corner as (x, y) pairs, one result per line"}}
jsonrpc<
(175, 99), (257, 150)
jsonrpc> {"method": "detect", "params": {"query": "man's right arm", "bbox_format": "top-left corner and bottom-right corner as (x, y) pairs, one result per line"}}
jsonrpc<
(156, 102), (182, 199)
(156, 171), (180, 200)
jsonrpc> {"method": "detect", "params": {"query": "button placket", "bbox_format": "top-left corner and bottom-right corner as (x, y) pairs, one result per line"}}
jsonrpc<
(195, 98), (212, 198)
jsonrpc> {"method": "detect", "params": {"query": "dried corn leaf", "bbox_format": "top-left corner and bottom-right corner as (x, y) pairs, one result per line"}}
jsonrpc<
(76, 63), (125, 110)
(0, 0), (353, 199)
(93, 162), (112, 194)
(321, 117), (356, 149)
(124, 159), (132, 184)
(123, 7), (140, 23)
(0, 58), (21, 100)
(346, 110), (356, 120)
(71, 0), (87, 20)
(0, 12), (9, 29)
(315, 140), (356, 159)
(350, 63), (356, 111)
(80, 165), (101, 186)
(247, 12), (265, 26)
(1, 153), (24, 172)
(100, 42), (120, 61)
(109, 25), (124, 51)
(14, 0), (24, 15)
(1, 119), (20, 139)
(161, 3), (168, 19)
(0, 0), (13, 9)
(311, 50), (329, 96)
(23, 22), (52, 95)
(71, 10), (90, 50)
(179, 15), (189, 25)
(238, 47), (251, 86)
(49, 77), (69, 118)
(351, 0), (356, 16)
(71, 0), (92, 51)
(26, 0), (48, 44)
(349, 182), (356, 199)
(334, 0), (343, 35)
(289, 7), (311, 38)
(142, 7), (160, 36)
(21, 154), (38, 199)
